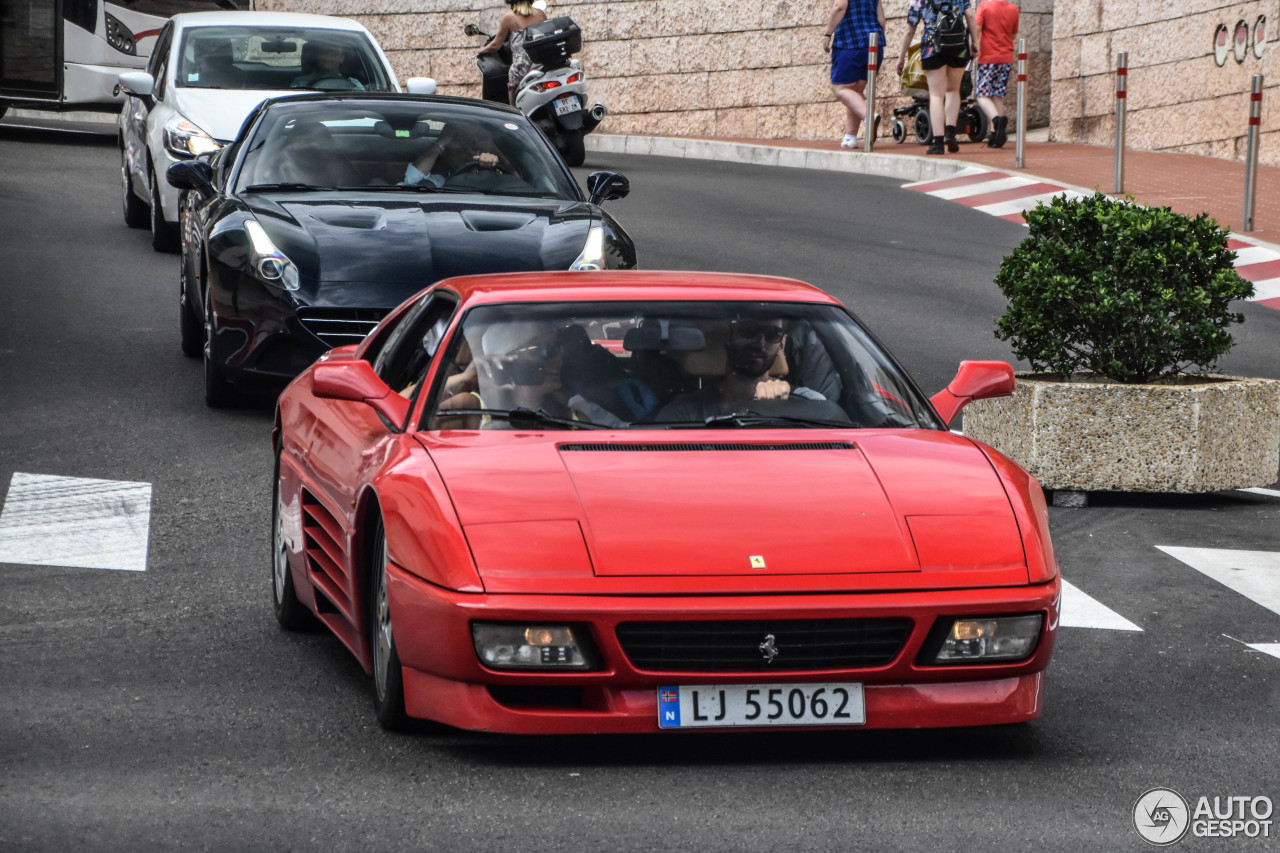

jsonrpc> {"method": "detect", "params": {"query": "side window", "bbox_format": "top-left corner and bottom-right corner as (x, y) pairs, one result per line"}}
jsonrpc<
(149, 24), (174, 98)
(372, 296), (458, 397)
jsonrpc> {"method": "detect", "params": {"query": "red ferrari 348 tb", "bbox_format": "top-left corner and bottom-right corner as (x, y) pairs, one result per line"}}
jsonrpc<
(272, 271), (1060, 733)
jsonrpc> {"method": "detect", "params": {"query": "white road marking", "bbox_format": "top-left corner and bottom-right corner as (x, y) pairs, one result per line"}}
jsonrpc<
(1060, 579), (1143, 631)
(1240, 487), (1280, 499)
(973, 189), (1088, 218)
(0, 473), (152, 572)
(1248, 643), (1280, 660)
(1157, 546), (1280, 618)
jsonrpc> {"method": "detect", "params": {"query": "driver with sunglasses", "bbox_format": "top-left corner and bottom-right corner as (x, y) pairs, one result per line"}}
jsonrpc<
(654, 318), (847, 424)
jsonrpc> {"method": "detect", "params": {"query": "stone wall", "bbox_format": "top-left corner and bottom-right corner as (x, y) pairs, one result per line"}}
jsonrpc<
(1051, 0), (1280, 166)
(254, 0), (1054, 141)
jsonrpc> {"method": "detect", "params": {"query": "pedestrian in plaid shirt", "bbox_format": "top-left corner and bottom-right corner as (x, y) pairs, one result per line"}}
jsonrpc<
(822, 0), (886, 149)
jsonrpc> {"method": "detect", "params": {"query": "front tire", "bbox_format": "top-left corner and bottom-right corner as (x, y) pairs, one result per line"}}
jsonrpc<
(369, 516), (409, 731)
(562, 128), (586, 168)
(272, 446), (314, 631)
(149, 162), (179, 253)
(121, 146), (147, 228)
(913, 110), (932, 144)
(202, 285), (239, 408)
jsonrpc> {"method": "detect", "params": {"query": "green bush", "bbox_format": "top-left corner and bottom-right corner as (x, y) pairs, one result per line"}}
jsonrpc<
(993, 193), (1254, 383)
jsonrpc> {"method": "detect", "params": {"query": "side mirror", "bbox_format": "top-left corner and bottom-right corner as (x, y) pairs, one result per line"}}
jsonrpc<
(587, 170), (629, 205)
(463, 23), (482, 36)
(311, 359), (410, 427)
(405, 77), (438, 95)
(117, 71), (155, 98)
(167, 160), (215, 195)
(929, 360), (1015, 427)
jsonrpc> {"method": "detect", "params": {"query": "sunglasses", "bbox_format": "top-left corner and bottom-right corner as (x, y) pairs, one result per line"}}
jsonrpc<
(730, 322), (786, 344)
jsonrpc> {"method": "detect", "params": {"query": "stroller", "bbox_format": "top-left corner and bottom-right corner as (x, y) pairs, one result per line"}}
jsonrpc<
(889, 39), (988, 145)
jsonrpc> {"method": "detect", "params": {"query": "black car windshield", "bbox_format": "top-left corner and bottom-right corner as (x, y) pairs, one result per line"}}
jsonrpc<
(234, 101), (577, 198)
(176, 27), (392, 92)
(421, 301), (944, 431)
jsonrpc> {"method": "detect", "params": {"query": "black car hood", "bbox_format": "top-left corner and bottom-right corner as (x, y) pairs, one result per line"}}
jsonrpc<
(245, 193), (595, 306)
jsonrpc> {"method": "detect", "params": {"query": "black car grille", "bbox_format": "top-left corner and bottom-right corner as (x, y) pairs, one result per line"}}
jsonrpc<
(616, 618), (913, 672)
(296, 308), (388, 348)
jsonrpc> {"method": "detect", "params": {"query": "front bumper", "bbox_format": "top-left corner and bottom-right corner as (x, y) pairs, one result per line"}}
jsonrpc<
(387, 564), (1060, 734)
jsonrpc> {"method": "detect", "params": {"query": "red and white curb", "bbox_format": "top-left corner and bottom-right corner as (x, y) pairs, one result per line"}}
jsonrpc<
(905, 167), (1280, 311)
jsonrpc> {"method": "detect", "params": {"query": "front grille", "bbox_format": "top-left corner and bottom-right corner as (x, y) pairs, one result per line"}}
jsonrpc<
(616, 618), (912, 672)
(296, 307), (388, 347)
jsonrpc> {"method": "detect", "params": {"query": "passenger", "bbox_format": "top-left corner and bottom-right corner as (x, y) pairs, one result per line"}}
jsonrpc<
(476, 0), (548, 105)
(654, 319), (849, 423)
(191, 40), (244, 89)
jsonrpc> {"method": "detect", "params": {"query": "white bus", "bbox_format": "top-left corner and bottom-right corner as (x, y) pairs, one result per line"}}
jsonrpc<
(0, 0), (246, 117)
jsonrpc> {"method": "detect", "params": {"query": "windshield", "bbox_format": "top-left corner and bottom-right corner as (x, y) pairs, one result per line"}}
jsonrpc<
(422, 301), (944, 431)
(176, 26), (392, 91)
(234, 101), (577, 197)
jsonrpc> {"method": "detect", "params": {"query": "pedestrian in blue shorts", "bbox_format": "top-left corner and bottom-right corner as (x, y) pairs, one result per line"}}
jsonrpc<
(823, 0), (886, 149)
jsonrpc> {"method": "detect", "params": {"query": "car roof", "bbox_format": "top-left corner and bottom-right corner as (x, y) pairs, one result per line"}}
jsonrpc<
(434, 271), (843, 306)
(170, 11), (370, 32)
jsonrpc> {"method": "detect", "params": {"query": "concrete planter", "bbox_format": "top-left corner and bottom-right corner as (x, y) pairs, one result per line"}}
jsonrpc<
(962, 374), (1280, 496)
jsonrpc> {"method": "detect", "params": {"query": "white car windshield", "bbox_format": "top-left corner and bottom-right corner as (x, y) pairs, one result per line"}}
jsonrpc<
(176, 26), (391, 91)
(420, 301), (944, 431)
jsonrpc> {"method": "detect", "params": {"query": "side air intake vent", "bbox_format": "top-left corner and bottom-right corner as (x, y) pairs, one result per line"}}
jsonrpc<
(559, 442), (856, 452)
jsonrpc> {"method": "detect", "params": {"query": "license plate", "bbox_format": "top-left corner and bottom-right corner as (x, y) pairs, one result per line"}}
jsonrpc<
(657, 682), (865, 729)
(554, 94), (581, 116)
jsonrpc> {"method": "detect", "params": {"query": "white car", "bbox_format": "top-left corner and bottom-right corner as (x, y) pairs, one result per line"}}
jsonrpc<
(117, 10), (435, 251)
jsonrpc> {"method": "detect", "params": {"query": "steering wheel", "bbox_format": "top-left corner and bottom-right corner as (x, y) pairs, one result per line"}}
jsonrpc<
(306, 75), (359, 91)
(448, 158), (507, 178)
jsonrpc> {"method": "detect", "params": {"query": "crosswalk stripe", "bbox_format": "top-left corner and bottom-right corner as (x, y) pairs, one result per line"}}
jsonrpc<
(904, 170), (1280, 310)
(1249, 643), (1280, 660)
(0, 473), (152, 572)
(1156, 546), (1280, 618)
(1060, 579), (1143, 631)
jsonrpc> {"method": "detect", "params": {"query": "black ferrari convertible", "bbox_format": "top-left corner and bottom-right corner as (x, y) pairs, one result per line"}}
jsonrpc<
(167, 92), (635, 406)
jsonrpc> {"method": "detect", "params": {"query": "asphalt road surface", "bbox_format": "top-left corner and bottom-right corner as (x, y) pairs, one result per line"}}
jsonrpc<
(1, 121), (1278, 852)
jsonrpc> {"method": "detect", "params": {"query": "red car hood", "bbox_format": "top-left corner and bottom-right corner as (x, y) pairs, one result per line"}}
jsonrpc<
(424, 430), (1029, 592)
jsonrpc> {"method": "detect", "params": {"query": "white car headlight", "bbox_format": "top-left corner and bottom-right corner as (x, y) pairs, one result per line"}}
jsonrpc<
(164, 117), (222, 158)
(244, 220), (300, 291)
(569, 223), (606, 271)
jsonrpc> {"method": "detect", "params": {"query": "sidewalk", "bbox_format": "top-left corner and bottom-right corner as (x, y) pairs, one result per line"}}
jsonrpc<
(588, 127), (1280, 310)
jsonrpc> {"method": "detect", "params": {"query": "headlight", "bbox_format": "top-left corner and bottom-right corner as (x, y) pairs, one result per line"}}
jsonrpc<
(163, 117), (222, 159)
(926, 614), (1042, 663)
(569, 224), (606, 271)
(244, 220), (300, 291)
(472, 623), (599, 670)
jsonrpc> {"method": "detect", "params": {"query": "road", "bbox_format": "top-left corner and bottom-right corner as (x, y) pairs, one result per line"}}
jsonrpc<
(1, 121), (1278, 852)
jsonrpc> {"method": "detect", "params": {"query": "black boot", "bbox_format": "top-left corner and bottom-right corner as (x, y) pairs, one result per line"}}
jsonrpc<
(945, 125), (959, 153)
(926, 136), (945, 155)
(992, 115), (1008, 148)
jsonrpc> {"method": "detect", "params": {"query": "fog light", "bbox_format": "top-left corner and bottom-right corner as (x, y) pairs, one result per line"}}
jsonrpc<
(933, 614), (1042, 663)
(472, 623), (598, 670)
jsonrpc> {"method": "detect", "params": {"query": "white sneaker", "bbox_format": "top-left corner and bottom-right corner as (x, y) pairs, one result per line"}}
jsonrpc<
(840, 134), (858, 149)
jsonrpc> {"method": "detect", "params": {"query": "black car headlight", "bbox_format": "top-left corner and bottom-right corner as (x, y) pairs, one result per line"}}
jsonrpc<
(244, 220), (300, 291)
(569, 224), (606, 271)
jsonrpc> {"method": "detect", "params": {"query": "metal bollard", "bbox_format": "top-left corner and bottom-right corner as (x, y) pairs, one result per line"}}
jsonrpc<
(1244, 74), (1263, 232)
(1114, 52), (1128, 194)
(1014, 38), (1027, 168)
(864, 33), (878, 153)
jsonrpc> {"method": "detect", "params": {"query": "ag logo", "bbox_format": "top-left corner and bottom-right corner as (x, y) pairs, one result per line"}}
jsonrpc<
(1134, 788), (1190, 845)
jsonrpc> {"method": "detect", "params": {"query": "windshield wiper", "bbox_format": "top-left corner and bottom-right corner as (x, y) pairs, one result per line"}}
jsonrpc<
(679, 413), (854, 429)
(433, 407), (611, 430)
(241, 182), (334, 193)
